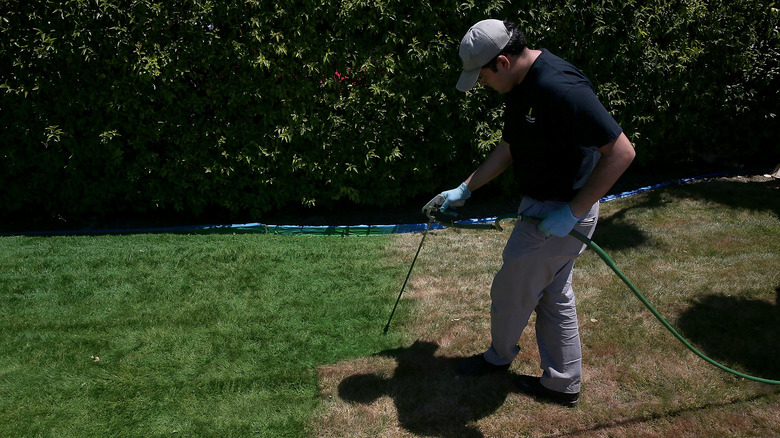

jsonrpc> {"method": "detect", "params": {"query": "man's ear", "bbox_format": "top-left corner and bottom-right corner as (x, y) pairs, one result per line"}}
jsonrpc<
(496, 55), (512, 71)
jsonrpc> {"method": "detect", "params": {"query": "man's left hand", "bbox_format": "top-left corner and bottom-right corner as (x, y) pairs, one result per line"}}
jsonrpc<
(538, 205), (579, 237)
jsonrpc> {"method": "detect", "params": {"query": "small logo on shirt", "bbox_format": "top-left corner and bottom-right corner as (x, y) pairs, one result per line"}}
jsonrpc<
(525, 108), (536, 124)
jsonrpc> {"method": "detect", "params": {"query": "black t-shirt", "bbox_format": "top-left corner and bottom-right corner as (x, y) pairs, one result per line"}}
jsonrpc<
(502, 49), (623, 201)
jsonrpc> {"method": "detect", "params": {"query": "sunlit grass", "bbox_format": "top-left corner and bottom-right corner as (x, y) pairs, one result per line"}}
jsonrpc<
(0, 234), (411, 437)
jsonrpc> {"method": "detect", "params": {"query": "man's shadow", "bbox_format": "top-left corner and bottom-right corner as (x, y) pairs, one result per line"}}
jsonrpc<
(675, 286), (780, 380)
(338, 340), (518, 438)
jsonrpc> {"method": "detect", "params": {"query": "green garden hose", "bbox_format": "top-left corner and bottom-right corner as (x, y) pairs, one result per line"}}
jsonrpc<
(503, 214), (780, 385)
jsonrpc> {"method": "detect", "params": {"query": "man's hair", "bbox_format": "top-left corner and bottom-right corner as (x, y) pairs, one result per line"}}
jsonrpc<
(483, 21), (528, 71)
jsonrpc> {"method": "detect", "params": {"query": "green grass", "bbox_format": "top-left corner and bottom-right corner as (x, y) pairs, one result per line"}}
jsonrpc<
(0, 234), (410, 437)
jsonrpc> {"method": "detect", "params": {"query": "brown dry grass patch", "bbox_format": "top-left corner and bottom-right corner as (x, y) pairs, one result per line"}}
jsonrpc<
(312, 177), (780, 437)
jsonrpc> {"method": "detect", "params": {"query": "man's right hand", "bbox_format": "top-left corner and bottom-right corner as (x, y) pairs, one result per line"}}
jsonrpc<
(438, 182), (471, 211)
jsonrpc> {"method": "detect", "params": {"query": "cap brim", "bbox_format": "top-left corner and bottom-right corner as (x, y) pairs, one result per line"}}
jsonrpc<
(456, 68), (480, 92)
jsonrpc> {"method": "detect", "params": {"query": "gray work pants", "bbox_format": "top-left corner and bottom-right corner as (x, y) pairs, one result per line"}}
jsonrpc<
(483, 197), (598, 394)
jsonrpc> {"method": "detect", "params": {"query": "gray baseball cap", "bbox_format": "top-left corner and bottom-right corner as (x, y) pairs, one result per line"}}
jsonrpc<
(456, 19), (511, 92)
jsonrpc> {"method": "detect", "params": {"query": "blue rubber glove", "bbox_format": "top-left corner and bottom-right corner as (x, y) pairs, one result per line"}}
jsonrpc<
(439, 182), (471, 211)
(538, 205), (579, 237)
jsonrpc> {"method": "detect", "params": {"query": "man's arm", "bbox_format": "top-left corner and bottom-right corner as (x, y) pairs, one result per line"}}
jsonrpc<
(464, 140), (514, 192)
(569, 132), (636, 217)
(436, 140), (513, 210)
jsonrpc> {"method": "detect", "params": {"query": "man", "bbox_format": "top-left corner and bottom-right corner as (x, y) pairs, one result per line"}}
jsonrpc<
(436, 19), (635, 407)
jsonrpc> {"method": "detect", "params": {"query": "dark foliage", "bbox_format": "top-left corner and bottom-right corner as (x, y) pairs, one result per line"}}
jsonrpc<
(1, 0), (778, 225)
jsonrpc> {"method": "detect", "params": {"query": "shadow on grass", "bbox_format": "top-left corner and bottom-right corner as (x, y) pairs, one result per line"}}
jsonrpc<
(338, 340), (519, 438)
(591, 192), (668, 251)
(675, 286), (780, 381)
(668, 177), (780, 217)
(592, 212), (648, 251)
(594, 177), (779, 252)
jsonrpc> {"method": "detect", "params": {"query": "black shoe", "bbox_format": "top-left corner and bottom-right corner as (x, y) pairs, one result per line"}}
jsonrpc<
(456, 354), (511, 376)
(516, 375), (579, 408)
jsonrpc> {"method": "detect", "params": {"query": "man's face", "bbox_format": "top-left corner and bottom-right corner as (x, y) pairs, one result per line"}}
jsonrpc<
(477, 56), (515, 94)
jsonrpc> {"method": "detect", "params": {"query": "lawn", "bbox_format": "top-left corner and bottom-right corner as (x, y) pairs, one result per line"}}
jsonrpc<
(0, 233), (412, 436)
(1, 175), (778, 437)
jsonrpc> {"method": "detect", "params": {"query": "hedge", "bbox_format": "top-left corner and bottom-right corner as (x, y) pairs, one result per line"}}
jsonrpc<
(1, 0), (778, 224)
